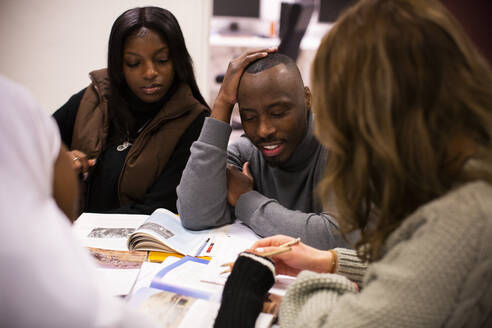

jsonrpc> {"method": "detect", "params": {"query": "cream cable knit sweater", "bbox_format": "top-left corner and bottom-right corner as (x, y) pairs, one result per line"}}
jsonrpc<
(279, 181), (492, 327)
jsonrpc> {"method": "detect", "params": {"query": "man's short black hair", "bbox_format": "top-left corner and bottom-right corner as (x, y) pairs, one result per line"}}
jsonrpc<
(245, 53), (298, 74)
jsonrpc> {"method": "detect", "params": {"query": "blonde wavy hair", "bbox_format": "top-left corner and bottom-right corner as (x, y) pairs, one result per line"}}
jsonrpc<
(312, 0), (492, 261)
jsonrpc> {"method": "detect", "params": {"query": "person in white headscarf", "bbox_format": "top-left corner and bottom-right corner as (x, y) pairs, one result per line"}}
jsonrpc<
(0, 76), (157, 327)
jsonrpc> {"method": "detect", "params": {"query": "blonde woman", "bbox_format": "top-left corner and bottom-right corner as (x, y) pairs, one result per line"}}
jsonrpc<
(214, 0), (492, 327)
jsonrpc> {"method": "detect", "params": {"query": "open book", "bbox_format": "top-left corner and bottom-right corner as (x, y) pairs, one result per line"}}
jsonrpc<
(127, 208), (212, 256)
(127, 208), (262, 260)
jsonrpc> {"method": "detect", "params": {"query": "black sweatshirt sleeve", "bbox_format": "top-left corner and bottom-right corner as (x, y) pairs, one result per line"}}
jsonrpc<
(52, 88), (86, 147)
(108, 110), (210, 215)
(214, 252), (276, 328)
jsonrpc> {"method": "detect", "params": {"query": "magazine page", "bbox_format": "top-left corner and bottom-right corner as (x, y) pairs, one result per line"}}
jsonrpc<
(131, 257), (183, 294)
(72, 213), (149, 296)
(127, 255), (221, 326)
(73, 212), (148, 250)
(128, 208), (210, 255)
(149, 256), (222, 300)
(87, 247), (147, 296)
(130, 288), (275, 328)
(95, 267), (141, 297)
(199, 220), (261, 286)
(128, 256), (275, 328)
(199, 219), (295, 303)
(130, 288), (218, 328)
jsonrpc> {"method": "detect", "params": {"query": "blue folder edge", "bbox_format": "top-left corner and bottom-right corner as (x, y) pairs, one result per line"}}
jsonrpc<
(149, 256), (212, 300)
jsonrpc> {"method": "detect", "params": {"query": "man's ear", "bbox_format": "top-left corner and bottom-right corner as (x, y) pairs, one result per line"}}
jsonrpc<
(304, 86), (312, 111)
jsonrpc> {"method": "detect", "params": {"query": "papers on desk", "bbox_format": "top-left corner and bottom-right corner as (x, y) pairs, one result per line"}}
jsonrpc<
(150, 256), (221, 300)
(72, 209), (286, 326)
(96, 267), (141, 296)
(128, 256), (220, 327)
(130, 256), (221, 301)
(199, 222), (264, 286)
(128, 255), (276, 328)
(74, 209), (261, 259)
(198, 221), (295, 298)
(85, 247), (147, 296)
(73, 212), (149, 296)
(72, 211), (262, 299)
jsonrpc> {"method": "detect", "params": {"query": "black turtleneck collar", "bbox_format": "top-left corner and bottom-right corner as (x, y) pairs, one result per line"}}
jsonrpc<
(125, 79), (178, 128)
(278, 110), (321, 171)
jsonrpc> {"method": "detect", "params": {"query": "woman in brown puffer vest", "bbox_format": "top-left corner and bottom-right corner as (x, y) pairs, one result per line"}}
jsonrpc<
(53, 7), (209, 217)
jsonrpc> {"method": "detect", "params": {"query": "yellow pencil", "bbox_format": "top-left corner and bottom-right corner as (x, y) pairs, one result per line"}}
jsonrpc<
(220, 237), (301, 273)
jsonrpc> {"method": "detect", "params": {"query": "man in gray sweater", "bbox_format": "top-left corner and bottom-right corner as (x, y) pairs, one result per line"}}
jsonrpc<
(177, 51), (349, 250)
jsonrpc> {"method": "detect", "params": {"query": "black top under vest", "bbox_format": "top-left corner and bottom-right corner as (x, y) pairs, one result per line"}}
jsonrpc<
(53, 87), (208, 214)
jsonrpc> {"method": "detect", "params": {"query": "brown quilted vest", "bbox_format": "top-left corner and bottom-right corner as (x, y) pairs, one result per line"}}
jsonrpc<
(71, 69), (208, 206)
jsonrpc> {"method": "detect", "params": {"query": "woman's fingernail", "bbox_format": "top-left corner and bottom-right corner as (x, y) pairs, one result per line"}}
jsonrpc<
(255, 248), (265, 253)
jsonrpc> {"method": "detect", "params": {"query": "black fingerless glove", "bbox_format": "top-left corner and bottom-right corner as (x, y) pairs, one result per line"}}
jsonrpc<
(214, 252), (276, 328)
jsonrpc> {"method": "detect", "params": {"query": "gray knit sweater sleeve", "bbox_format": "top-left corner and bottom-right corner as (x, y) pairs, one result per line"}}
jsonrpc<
(279, 182), (492, 328)
(234, 191), (352, 249)
(333, 248), (368, 286)
(177, 118), (234, 229)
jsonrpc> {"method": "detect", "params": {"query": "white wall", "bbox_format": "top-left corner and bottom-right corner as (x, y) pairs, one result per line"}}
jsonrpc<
(0, 0), (211, 113)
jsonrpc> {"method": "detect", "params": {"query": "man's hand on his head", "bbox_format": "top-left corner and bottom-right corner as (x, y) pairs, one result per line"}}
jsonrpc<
(226, 162), (254, 206)
(211, 48), (276, 123)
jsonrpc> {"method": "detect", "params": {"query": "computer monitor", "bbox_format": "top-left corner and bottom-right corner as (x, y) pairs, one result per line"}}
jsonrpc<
(278, 2), (314, 61)
(213, 0), (260, 18)
(318, 0), (357, 23)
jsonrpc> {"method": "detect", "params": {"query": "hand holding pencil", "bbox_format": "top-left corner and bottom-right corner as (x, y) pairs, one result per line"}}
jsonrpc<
(248, 235), (337, 277)
(221, 237), (301, 274)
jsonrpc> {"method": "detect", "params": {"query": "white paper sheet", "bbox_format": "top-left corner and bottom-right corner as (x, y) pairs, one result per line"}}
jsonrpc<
(96, 268), (141, 296)
(199, 221), (261, 286)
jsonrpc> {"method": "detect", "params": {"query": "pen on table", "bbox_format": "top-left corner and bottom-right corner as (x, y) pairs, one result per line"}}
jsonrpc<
(195, 237), (210, 257)
(220, 237), (301, 274)
(206, 242), (215, 254)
